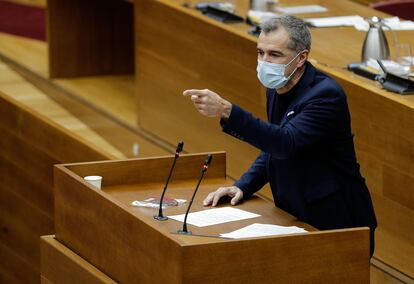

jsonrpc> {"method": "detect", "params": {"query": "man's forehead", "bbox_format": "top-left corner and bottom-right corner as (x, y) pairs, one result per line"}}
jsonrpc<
(257, 29), (290, 51)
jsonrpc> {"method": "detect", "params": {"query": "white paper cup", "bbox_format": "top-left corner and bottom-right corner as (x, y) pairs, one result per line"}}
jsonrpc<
(84, 176), (102, 189)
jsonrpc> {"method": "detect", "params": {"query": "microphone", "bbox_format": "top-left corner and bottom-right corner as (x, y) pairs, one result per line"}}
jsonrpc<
(177, 154), (213, 235)
(154, 141), (184, 221)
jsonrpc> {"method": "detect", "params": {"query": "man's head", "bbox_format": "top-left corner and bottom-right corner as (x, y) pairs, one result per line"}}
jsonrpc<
(257, 16), (311, 92)
(260, 16), (311, 54)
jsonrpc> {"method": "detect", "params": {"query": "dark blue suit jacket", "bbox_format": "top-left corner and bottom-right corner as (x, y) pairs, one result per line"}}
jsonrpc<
(222, 62), (377, 251)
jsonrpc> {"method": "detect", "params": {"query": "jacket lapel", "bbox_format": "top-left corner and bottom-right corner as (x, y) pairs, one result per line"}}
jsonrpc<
(280, 62), (316, 126)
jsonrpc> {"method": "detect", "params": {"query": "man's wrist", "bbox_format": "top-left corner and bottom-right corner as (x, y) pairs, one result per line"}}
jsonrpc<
(220, 100), (232, 120)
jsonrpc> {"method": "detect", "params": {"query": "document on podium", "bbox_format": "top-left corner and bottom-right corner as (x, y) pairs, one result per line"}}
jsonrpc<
(275, 5), (328, 15)
(168, 207), (260, 227)
(220, 223), (307, 239)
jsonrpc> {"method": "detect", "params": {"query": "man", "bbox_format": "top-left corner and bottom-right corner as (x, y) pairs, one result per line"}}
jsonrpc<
(183, 16), (377, 256)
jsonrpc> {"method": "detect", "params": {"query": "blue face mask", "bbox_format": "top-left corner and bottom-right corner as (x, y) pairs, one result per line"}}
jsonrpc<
(256, 52), (302, 89)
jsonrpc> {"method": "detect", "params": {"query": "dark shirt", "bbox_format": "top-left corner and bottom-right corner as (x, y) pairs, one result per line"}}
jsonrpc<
(272, 90), (294, 125)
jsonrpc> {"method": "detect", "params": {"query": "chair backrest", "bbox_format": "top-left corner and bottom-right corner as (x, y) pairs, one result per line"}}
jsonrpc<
(370, 0), (414, 21)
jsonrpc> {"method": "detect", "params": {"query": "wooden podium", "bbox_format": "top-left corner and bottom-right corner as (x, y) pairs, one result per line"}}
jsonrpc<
(45, 152), (370, 283)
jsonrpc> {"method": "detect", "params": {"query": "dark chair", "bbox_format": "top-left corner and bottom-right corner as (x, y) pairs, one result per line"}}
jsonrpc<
(370, 0), (414, 21)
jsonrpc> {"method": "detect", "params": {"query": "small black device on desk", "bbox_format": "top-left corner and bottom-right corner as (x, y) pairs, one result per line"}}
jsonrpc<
(377, 60), (414, 95)
(348, 61), (414, 95)
(347, 62), (379, 81)
(195, 4), (244, 23)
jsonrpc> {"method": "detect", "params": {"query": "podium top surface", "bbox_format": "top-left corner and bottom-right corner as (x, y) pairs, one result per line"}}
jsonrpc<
(104, 178), (316, 245)
(55, 152), (315, 246)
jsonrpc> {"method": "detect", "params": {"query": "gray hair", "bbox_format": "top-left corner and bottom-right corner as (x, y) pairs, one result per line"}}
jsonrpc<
(260, 15), (311, 52)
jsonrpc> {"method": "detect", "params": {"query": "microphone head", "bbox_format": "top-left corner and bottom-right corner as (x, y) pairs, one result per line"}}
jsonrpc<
(204, 154), (213, 167)
(176, 141), (184, 154)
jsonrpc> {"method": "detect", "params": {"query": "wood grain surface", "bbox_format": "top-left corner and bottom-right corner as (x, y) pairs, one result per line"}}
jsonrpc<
(53, 155), (370, 283)
(0, 92), (112, 282)
(47, 0), (134, 78)
(40, 235), (117, 284)
(133, 0), (414, 279)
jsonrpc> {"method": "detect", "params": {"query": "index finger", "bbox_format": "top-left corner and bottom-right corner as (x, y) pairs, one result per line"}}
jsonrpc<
(183, 89), (207, 97)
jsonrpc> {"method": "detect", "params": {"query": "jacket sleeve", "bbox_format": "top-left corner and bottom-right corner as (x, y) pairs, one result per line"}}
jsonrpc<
(234, 151), (268, 199)
(222, 87), (347, 160)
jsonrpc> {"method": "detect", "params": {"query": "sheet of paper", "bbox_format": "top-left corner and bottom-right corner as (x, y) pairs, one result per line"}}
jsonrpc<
(276, 5), (328, 14)
(304, 15), (365, 28)
(354, 17), (414, 31)
(305, 15), (414, 31)
(168, 207), (260, 227)
(220, 223), (307, 239)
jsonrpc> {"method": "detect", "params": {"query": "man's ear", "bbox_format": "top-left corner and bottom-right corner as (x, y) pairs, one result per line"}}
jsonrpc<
(297, 50), (309, 67)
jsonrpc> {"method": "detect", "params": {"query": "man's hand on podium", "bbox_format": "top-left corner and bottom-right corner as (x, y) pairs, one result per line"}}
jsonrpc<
(203, 186), (243, 207)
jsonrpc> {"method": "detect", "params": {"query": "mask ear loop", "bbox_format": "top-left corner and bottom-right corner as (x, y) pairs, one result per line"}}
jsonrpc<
(285, 51), (304, 79)
(286, 51), (303, 66)
(286, 66), (298, 80)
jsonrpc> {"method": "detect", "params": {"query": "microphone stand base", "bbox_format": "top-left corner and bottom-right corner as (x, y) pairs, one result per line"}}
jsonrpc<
(153, 215), (168, 221)
(176, 230), (192, 235)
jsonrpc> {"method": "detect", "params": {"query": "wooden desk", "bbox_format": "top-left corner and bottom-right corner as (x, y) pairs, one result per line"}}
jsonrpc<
(133, 0), (414, 279)
(53, 152), (370, 283)
(135, 0), (414, 280)
(40, 235), (117, 284)
(46, 0), (414, 280)
(0, 91), (113, 283)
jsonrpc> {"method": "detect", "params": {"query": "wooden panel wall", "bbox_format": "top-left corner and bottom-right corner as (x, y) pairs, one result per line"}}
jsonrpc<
(135, 0), (264, 182)
(47, 0), (134, 78)
(328, 74), (414, 280)
(0, 92), (113, 283)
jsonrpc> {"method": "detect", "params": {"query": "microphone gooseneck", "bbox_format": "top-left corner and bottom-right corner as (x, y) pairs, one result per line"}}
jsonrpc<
(178, 154), (212, 234)
(154, 141), (184, 221)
